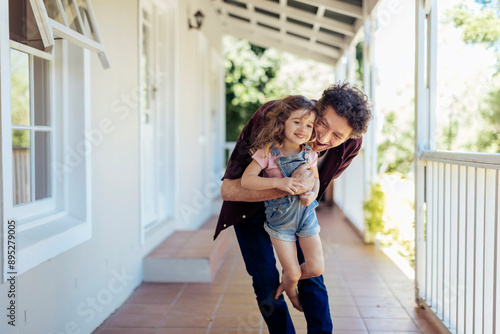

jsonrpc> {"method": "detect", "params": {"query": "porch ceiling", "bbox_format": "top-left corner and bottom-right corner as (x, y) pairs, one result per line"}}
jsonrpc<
(213, 0), (380, 65)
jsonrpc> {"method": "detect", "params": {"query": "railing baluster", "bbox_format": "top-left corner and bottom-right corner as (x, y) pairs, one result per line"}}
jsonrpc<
(483, 169), (496, 334)
(433, 161), (440, 311)
(426, 161), (434, 302)
(474, 168), (486, 334)
(450, 164), (458, 330)
(466, 166), (475, 334)
(457, 165), (467, 334)
(438, 162), (445, 319)
(444, 163), (451, 326)
(495, 170), (499, 334)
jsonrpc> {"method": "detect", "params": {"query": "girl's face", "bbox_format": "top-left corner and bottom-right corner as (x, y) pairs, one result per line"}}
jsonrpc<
(283, 108), (316, 147)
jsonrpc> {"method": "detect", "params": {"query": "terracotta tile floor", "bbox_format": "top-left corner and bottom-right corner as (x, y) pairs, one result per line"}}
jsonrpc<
(93, 207), (448, 334)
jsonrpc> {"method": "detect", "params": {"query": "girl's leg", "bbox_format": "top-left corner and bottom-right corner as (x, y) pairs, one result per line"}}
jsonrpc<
(270, 236), (303, 312)
(298, 234), (324, 280)
(274, 234), (324, 301)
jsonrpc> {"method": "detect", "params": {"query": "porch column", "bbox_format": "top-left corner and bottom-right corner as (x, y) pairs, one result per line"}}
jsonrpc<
(362, 4), (378, 199)
(414, 0), (437, 304)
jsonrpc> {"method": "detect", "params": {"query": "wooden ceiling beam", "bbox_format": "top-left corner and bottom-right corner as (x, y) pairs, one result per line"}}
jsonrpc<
(226, 16), (341, 59)
(221, 3), (348, 49)
(227, 25), (338, 66)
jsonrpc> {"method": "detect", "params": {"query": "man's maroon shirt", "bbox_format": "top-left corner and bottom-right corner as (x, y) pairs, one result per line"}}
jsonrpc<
(214, 100), (362, 239)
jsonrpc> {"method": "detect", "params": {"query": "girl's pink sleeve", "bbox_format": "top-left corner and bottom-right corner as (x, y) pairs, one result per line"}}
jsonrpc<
(308, 151), (318, 167)
(251, 149), (269, 170)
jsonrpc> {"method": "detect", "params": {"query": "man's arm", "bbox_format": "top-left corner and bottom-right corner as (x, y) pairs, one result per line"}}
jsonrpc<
(222, 164), (315, 202)
(221, 178), (289, 202)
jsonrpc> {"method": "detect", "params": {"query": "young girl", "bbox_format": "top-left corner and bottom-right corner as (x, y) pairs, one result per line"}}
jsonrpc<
(241, 95), (324, 312)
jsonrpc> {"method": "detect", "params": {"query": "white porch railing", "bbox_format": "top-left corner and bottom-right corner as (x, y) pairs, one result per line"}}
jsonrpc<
(416, 151), (500, 334)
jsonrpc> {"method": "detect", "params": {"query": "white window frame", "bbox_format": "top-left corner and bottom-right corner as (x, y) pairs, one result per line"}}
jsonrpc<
(1, 0), (97, 281)
(30, 0), (110, 68)
(9, 41), (57, 223)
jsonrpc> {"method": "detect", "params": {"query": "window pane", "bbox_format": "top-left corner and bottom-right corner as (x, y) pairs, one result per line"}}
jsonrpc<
(33, 56), (50, 126)
(43, 0), (65, 25)
(11, 49), (30, 126)
(13, 130), (31, 205)
(60, 0), (83, 34)
(75, 0), (97, 41)
(35, 131), (51, 200)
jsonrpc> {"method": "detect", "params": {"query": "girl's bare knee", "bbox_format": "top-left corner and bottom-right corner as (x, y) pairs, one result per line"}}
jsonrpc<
(308, 262), (324, 278)
(284, 267), (302, 283)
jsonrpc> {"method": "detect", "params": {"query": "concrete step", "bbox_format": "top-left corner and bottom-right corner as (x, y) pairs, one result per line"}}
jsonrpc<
(143, 217), (227, 283)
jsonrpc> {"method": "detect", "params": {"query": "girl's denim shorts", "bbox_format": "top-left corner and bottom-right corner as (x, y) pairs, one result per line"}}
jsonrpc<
(264, 196), (320, 242)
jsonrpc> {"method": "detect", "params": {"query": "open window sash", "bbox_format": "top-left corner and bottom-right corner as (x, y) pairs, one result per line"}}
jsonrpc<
(29, 0), (110, 69)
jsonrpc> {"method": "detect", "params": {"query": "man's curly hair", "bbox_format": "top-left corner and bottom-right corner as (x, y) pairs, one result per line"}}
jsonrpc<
(316, 82), (372, 139)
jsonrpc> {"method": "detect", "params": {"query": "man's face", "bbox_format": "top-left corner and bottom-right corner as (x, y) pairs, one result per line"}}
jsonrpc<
(312, 106), (353, 152)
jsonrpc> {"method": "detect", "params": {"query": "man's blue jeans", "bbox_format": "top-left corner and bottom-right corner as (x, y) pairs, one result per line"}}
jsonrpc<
(234, 211), (333, 334)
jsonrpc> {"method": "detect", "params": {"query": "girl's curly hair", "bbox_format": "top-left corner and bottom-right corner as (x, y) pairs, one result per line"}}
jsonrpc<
(252, 95), (317, 156)
(316, 82), (372, 139)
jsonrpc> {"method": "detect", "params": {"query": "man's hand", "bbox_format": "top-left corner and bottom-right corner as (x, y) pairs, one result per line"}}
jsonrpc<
(290, 164), (315, 195)
(275, 177), (302, 195)
(300, 191), (317, 206)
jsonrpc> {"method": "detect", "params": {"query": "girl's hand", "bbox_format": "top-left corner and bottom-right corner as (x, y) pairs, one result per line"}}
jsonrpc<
(300, 191), (317, 206)
(275, 177), (302, 195)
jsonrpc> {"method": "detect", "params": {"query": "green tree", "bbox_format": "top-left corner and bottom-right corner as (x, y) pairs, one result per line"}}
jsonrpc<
(446, 0), (500, 72)
(446, 0), (500, 152)
(470, 89), (500, 152)
(224, 36), (283, 142)
(377, 111), (414, 176)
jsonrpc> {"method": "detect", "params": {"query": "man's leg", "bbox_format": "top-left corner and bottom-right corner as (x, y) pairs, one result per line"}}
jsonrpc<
(296, 239), (333, 334)
(234, 212), (295, 334)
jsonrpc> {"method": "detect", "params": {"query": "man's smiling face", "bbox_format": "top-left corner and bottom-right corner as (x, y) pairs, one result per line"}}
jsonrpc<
(312, 106), (353, 152)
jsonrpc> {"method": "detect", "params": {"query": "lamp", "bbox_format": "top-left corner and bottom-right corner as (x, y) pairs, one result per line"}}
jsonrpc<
(188, 10), (205, 30)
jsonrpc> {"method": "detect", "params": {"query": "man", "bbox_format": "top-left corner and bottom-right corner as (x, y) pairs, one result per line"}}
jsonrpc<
(214, 82), (372, 333)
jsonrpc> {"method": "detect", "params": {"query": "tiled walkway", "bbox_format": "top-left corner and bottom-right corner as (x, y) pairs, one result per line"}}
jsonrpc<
(93, 206), (448, 334)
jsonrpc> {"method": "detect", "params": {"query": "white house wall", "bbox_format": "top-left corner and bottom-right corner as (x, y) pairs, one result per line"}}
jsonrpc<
(176, 0), (225, 230)
(334, 150), (365, 234)
(0, 0), (225, 333)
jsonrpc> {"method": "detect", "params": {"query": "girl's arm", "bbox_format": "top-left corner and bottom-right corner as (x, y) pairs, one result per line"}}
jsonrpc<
(241, 160), (302, 195)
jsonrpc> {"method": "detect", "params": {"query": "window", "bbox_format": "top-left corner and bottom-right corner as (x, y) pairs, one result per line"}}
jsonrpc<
(1, 0), (107, 280)
(11, 48), (55, 217)
(35, 0), (110, 68)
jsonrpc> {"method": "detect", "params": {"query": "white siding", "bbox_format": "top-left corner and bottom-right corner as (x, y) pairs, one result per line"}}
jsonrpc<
(0, 0), (225, 333)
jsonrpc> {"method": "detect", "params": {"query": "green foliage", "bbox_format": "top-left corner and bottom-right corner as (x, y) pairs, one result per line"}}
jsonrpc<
(445, 0), (500, 153)
(355, 42), (364, 89)
(469, 88), (500, 152)
(10, 50), (30, 127)
(377, 111), (414, 176)
(12, 130), (30, 149)
(10, 50), (30, 148)
(446, 0), (500, 73)
(363, 183), (386, 236)
(224, 36), (283, 141)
